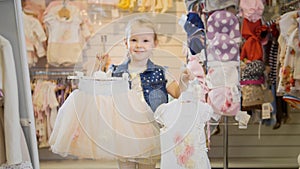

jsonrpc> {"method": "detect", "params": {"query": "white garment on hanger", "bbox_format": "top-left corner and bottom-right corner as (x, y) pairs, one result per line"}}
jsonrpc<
(0, 35), (32, 168)
(155, 89), (213, 169)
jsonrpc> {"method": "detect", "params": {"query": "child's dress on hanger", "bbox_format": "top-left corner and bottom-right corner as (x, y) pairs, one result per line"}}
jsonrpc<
(49, 76), (160, 161)
(154, 83), (213, 169)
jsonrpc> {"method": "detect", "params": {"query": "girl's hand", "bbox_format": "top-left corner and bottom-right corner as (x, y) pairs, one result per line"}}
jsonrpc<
(179, 68), (195, 92)
(96, 53), (109, 61)
(96, 53), (109, 71)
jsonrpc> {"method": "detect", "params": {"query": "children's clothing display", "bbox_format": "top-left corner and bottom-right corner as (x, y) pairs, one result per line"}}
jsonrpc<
(49, 77), (160, 161)
(184, 12), (205, 55)
(240, 18), (268, 61)
(32, 80), (59, 148)
(277, 10), (300, 94)
(22, 12), (47, 67)
(186, 54), (208, 103)
(205, 11), (241, 116)
(155, 85), (213, 169)
(206, 10), (241, 43)
(43, 2), (90, 66)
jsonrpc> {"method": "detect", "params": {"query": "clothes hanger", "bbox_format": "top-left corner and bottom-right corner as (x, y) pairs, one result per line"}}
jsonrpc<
(58, 0), (70, 19)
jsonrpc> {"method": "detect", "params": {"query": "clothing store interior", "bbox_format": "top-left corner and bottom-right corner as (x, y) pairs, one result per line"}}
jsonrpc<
(0, 0), (300, 169)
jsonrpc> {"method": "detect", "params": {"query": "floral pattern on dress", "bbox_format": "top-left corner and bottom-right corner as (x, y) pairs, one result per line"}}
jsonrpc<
(173, 133), (195, 169)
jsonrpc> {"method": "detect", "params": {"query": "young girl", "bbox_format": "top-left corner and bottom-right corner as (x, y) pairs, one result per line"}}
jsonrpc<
(106, 16), (192, 169)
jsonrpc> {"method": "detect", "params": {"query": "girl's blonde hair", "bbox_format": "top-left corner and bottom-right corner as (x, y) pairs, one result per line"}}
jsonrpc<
(125, 16), (158, 41)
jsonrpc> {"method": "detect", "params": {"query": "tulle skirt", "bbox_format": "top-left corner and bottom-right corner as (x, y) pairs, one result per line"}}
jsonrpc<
(49, 79), (161, 161)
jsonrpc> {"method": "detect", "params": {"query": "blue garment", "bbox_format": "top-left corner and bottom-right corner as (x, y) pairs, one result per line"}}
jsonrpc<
(184, 12), (205, 55)
(111, 59), (168, 112)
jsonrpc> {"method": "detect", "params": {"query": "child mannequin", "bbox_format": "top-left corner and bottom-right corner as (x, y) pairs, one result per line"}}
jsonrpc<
(100, 16), (193, 169)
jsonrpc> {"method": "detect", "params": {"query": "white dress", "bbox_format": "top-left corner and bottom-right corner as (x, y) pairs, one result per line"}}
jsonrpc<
(155, 90), (213, 169)
(49, 78), (160, 161)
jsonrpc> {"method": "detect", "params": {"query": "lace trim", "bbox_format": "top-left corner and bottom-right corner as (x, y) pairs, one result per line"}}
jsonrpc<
(0, 161), (33, 169)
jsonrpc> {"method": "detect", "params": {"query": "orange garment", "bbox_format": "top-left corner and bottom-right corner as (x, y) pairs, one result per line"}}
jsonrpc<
(240, 18), (268, 61)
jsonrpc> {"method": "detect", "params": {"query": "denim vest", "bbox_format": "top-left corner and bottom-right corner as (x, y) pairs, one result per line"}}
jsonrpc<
(111, 59), (168, 112)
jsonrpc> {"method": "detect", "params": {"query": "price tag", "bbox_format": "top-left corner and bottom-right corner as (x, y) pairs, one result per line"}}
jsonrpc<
(238, 122), (248, 129)
(235, 111), (250, 129)
(231, 86), (240, 103)
(262, 103), (271, 119)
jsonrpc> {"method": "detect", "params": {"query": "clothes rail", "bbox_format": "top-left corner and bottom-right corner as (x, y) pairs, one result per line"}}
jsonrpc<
(67, 71), (126, 81)
(30, 70), (75, 76)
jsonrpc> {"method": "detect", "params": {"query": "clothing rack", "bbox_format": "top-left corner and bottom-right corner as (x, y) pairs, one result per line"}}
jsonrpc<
(281, 0), (300, 13)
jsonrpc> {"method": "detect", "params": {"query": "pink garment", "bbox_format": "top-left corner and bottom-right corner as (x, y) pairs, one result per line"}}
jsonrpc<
(187, 55), (208, 102)
(208, 86), (240, 116)
(239, 0), (264, 22)
(240, 77), (264, 85)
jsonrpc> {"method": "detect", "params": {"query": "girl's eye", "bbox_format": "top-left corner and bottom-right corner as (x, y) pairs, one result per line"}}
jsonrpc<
(143, 39), (149, 42)
(130, 39), (137, 42)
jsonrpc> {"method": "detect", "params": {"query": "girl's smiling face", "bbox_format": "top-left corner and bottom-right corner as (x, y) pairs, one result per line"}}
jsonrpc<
(125, 26), (158, 63)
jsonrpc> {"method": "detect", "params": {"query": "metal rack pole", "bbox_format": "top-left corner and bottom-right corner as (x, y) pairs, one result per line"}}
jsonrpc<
(223, 116), (229, 169)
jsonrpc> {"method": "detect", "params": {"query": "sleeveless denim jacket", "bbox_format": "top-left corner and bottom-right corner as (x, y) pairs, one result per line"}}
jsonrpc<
(111, 59), (168, 112)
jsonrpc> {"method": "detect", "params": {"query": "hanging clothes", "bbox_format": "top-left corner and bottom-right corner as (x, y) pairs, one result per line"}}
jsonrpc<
(277, 11), (299, 94)
(154, 87), (213, 169)
(239, 0), (264, 22)
(22, 11), (47, 67)
(32, 80), (59, 148)
(0, 35), (33, 168)
(43, 1), (91, 67)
